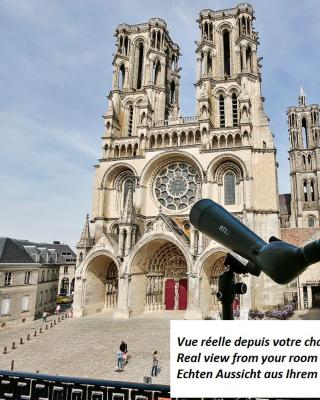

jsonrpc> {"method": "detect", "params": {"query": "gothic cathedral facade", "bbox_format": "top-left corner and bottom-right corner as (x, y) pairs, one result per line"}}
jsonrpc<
(73, 3), (284, 319)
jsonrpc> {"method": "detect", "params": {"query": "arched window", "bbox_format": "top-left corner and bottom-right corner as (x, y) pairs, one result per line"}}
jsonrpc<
(302, 155), (306, 170)
(308, 154), (312, 169)
(119, 64), (125, 89)
(224, 172), (236, 205)
(308, 215), (316, 228)
(136, 43), (144, 89)
(79, 252), (83, 262)
(212, 136), (218, 149)
(124, 36), (129, 55)
(119, 36), (123, 53)
(311, 180), (315, 201)
(153, 59), (161, 85)
(241, 16), (246, 34)
(246, 47), (252, 72)
(171, 54), (176, 71)
(128, 104), (134, 136)
(207, 52), (212, 75)
(222, 30), (231, 76)
(170, 80), (176, 103)
(151, 31), (156, 48)
(156, 31), (161, 50)
(302, 117), (308, 148)
(304, 180), (308, 202)
(232, 93), (238, 126)
(219, 94), (225, 127)
(172, 131), (178, 146)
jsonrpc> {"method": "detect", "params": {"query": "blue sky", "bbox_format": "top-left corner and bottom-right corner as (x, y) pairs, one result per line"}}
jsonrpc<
(0, 0), (319, 248)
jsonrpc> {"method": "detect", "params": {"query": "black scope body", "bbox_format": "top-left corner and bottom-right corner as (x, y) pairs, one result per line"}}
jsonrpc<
(190, 199), (320, 285)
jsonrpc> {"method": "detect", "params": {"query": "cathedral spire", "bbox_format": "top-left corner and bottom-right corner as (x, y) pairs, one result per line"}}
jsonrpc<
(299, 85), (306, 106)
(77, 214), (92, 248)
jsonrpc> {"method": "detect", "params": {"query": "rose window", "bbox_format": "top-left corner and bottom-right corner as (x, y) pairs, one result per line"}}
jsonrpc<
(154, 162), (199, 210)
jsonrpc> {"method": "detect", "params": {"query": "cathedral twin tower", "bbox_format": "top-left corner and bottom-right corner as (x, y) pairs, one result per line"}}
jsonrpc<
(73, 3), (319, 319)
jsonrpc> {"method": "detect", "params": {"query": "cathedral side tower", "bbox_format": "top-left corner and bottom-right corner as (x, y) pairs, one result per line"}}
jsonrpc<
(104, 18), (181, 141)
(195, 4), (272, 150)
(288, 88), (320, 228)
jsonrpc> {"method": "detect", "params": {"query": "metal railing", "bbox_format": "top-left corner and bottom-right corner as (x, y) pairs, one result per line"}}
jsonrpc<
(151, 116), (198, 128)
(0, 369), (170, 399)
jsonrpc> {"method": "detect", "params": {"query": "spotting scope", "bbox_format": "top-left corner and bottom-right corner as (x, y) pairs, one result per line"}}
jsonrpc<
(190, 199), (320, 285)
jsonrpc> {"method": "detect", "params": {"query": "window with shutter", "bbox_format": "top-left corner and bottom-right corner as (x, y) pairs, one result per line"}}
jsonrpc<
(21, 295), (29, 311)
(0, 298), (10, 315)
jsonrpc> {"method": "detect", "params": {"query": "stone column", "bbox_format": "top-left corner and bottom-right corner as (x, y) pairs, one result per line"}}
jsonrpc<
(124, 66), (129, 89)
(203, 51), (208, 76)
(307, 179), (311, 202)
(73, 277), (86, 318)
(174, 279), (179, 310)
(196, 57), (202, 81)
(160, 62), (166, 87)
(125, 227), (132, 255)
(118, 228), (124, 257)
(114, 274), (130, 319)
(241, 46), (246, 72)
(98, 188), (105, 217)
(252, 50), (258, 74)
(112, 69), (118, 89)
(189, 227), (195, 256)
(148, 60), (153, 84)
(307, 285), (312, 309)
(184, 273), (202, 319)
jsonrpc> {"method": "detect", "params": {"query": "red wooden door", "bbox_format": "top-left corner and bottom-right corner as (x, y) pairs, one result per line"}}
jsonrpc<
(178, 279), (188, 310)
(165, 279), (175, 310)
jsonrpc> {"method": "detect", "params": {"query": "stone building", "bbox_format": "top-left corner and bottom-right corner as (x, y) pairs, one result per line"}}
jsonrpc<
(73, 3), (284, 319)
(0, 238), (75, 325)
(58, 246), (77, 296)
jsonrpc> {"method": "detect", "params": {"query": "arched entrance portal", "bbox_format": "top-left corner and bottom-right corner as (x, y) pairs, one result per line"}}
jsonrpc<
(200, 252), (226, 318)
(131, 239), (188, 315)
(85, 255), (118, 315)
(105, 262), (118, 309)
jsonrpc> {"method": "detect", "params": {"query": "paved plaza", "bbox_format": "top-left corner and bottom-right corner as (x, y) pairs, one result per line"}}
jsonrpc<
(0, 308), (320, 386)
(0, 311), (185, 385)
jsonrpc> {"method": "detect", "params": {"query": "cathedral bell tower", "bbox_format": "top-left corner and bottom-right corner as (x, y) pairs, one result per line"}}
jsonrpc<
(288, 87), (320, 228)
(103, 18), (181, 144)
(195, 4), (267, 149)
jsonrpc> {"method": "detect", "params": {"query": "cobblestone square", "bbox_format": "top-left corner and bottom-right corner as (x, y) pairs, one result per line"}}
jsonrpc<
(0, 311), (185, 385)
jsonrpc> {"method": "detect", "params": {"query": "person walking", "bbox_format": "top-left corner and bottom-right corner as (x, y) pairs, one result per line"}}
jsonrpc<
(42, 310), (48, 322)
(116, 350), (124, 371)
(119, 340), (128, 364)
(55, 304), (61, 315)
(151, 351), (159, 377)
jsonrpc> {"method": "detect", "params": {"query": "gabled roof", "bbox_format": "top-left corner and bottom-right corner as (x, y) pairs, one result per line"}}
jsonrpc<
(0, 238), (76, 264)
(0, 238), (35, 263)
(150, 213), (190, 246)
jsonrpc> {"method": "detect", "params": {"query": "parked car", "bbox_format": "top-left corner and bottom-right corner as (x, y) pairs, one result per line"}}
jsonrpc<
(56, 295), (72, 304)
